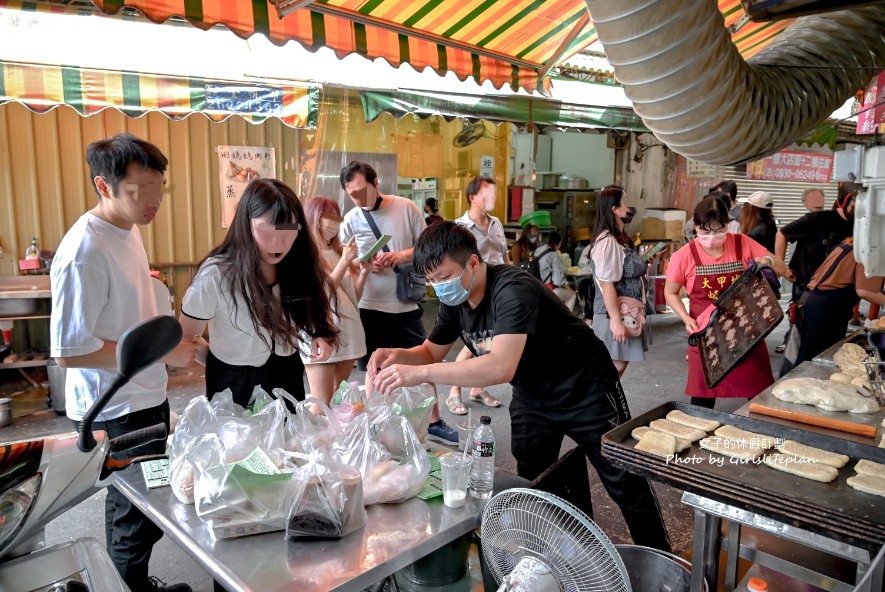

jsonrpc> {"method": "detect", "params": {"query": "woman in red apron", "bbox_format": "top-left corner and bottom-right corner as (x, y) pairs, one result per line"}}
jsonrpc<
(665, 198), (787, 408)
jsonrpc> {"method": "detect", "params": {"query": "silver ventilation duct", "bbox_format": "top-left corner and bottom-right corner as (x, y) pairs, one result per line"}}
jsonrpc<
(585, 0), (885, 164)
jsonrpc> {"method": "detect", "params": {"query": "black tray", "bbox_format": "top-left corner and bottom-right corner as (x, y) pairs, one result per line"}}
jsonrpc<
(603, 402), (885, 548)
(603, 446), (884, 550)
(688, 268), (783, 388)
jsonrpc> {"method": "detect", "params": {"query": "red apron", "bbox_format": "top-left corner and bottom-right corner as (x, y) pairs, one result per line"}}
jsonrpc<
(685, 236), (774, 398)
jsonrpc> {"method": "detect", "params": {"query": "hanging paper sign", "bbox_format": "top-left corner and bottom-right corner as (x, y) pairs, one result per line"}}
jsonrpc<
(480, 155), (494, 178)
(686, 159), (717, 179)
(857, 71), (885, 136)
(217, 146), (276, 228)
(746, 149), (833, 183)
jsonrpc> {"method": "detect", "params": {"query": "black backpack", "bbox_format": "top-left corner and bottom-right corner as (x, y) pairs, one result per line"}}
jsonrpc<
(521, 250), (556, 283)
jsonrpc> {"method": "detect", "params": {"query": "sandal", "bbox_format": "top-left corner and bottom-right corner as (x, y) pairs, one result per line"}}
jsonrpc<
(445, 394), (468, 415)
(469, 389), (502, 408)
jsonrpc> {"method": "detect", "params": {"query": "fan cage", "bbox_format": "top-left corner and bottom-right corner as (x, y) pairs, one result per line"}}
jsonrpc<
(481, 488), (631, 592)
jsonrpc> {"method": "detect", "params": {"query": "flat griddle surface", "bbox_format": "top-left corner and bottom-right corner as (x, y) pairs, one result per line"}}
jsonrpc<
(602, 402), (885, 549)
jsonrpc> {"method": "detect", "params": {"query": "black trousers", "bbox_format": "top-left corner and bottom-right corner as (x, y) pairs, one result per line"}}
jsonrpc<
(357, 306), (427, 371)
(206, 351), (305, 409)
(73, 401), (169, 592)
(509, 383), (671, 552)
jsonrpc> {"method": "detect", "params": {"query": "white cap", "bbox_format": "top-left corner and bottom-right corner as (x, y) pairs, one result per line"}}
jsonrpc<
(737, 191), (773, 209)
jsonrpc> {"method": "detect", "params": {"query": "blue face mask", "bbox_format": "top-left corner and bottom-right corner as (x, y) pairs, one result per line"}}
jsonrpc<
(432, 265), (475, 306)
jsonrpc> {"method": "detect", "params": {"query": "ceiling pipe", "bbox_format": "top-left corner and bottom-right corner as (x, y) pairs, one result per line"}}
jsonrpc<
(584, 0), (885, 164)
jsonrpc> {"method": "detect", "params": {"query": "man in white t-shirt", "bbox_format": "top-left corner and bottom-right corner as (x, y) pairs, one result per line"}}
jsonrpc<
(50, 134), (195, 592)
(446, 176), (508, 413)
(339, 161), (457, 444)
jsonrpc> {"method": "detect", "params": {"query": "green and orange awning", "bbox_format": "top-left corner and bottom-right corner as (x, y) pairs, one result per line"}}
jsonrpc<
(0, 59), (319, 128)
(82, 0), (792, 93)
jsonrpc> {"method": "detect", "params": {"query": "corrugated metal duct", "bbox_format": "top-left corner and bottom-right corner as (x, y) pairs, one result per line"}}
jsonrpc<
(585, 0), (885, 164)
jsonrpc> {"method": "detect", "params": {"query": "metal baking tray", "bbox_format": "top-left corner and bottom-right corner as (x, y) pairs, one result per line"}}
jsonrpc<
(602, 402), (885, 547)
(688, 268), (783, 388)
(603, 446), (884, 550)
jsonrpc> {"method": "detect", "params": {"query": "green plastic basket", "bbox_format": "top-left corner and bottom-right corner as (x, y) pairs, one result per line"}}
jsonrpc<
(519, 210), (552, 228)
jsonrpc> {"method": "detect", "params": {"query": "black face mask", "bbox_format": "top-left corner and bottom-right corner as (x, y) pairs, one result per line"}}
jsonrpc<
(621, 206), (637, 225)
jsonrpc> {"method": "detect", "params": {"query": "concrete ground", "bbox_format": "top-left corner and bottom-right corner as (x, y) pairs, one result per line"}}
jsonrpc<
(0, 302), (791, 591)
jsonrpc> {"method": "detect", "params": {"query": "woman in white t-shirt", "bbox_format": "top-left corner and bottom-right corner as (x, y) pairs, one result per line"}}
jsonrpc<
(301, 197), (369, 404)
(180, 179), (338, 407)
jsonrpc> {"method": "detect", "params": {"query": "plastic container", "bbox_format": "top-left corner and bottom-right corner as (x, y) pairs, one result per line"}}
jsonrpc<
(747, 577), (768, 592)
(519, 210), (552, 228)
(469, 416), (495, 499)
(25, 238), (39, 260)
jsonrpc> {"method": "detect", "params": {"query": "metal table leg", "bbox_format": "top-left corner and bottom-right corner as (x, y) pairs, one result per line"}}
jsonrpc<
(690, 509), (707, 592)
(703, 513), (722, 591)
(725, 520), (741, 592)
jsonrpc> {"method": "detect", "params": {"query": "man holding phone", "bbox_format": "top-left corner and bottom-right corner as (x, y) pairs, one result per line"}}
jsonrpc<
(339, 161), (458, 443)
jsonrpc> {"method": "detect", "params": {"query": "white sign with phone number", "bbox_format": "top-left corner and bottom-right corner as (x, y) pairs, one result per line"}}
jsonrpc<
(480, 156), (494, 178)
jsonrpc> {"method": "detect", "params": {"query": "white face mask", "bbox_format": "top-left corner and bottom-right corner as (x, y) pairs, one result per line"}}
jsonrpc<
(320, 220), (340, 242)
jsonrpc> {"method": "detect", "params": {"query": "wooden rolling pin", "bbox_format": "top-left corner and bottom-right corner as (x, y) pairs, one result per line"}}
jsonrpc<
(749, 402), (878, 438)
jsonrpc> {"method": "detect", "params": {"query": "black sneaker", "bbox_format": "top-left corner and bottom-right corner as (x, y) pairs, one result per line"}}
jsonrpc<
(427, 419), (459, 444)
(147, 577), (192, 592)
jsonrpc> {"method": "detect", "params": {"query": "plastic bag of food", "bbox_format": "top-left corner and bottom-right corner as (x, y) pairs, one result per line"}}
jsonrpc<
(190, 434), (297, 539)
(285, 452), (367, 539)
(329, 414), (390, 476)
(289, 395), (341, 453)
(218, 398), (288, 464)
(390, 385), (435, 443)
(330, 381), (366, 427)
(331, 414), (430, 505)
(209, 388), (244, 419)
(245, 385), (275, 416)
(168, 395), (218, 504)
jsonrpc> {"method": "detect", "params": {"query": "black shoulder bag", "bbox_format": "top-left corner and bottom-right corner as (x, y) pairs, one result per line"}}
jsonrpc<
(360, 209), (426, 303)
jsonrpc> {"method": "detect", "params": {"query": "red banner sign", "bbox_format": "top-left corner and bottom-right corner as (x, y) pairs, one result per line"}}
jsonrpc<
(746, 149), (833, 184)
(857, 71), (885, 136)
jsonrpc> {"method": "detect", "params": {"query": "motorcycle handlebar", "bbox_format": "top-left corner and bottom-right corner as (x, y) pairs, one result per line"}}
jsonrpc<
(108, 423), (168, 455)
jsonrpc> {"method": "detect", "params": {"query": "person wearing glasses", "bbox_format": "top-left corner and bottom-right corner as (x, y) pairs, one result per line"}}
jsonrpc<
(664, 198), (786, 409)
(179, 178), (338, 408)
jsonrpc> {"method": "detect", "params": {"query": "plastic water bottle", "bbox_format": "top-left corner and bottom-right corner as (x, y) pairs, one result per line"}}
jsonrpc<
(469, 416), (495, 499)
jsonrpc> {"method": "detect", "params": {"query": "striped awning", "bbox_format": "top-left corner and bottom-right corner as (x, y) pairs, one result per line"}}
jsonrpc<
(82, 0), (793, 93)
(0, 59), (319, 128)
(361, 89), (649, 132)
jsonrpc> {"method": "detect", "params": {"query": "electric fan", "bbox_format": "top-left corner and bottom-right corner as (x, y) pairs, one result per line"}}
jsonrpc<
(481, 488), (632, 592)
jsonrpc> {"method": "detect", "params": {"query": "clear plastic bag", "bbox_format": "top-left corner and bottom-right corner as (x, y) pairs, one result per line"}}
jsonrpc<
(330, 381), (366, 427)
(190, 434), (297, 539)
(390, 385), (435, 443)
(168, 396), (218, 504)
(245, 385), (275, 416)
(289, 395), (342, 453)
(331, 414), (430, 505)
(218, 398), (288, 465)
(285, 453), (367, 539)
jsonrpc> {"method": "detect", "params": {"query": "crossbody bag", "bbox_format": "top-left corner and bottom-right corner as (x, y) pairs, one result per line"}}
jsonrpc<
(360, 209), (426, 303)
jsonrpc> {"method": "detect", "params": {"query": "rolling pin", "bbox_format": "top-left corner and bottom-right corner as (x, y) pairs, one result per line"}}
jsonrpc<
(749, 402), (878, 438)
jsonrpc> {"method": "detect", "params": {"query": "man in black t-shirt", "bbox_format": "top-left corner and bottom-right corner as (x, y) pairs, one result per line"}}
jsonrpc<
(368, 222), (670, 552)
(775, 193), (854, 297)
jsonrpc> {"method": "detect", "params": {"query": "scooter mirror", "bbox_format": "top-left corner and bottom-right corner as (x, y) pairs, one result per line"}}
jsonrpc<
(117, 315), (183, 379)
(77, 315), (183, 451)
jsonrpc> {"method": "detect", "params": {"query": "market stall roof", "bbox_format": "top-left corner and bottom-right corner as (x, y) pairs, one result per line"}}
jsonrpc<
(360, 88), (649, 132)
(79, 0), (792, 93)
(0, 59), (319, 128)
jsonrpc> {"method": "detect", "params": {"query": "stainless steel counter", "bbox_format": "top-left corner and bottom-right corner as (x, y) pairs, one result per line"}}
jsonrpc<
(115, 466), (528, 592)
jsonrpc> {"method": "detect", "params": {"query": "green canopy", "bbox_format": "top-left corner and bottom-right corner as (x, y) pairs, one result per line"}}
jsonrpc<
(360, 89), (649, 133)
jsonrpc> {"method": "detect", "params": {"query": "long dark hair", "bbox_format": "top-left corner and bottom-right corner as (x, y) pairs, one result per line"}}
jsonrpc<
(739, 204), (775, 235)
(593, 185), (630, 246)
(514, 223), (539, 260)
(204, 179), (338, 350)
